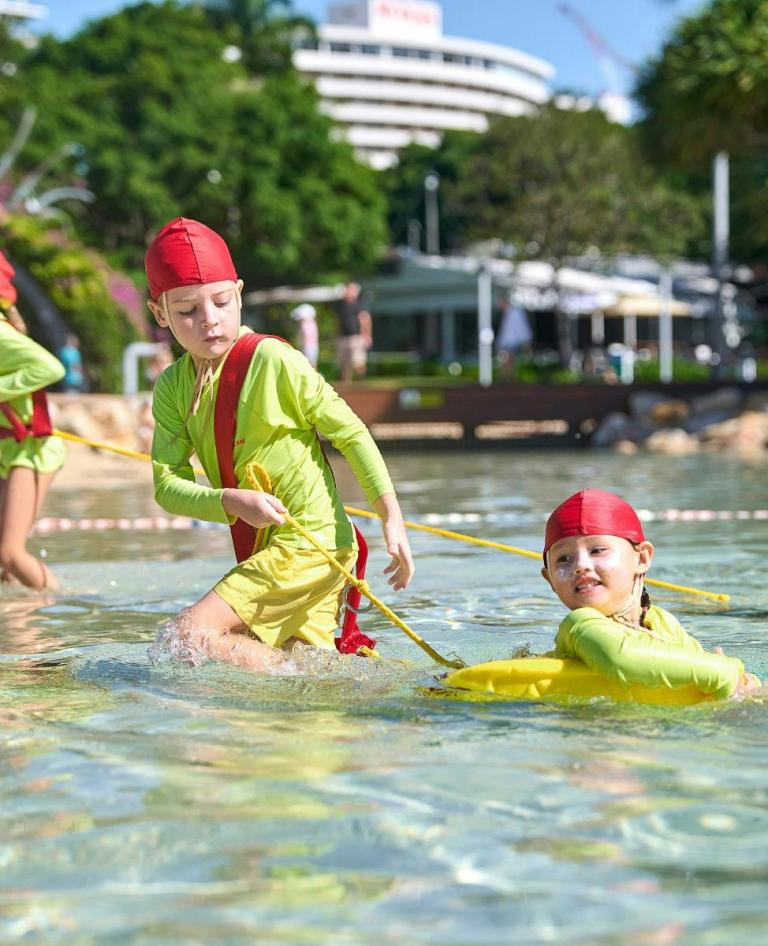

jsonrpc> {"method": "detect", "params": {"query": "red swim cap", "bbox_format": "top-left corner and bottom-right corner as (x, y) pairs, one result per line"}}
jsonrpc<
(0, 251), (17, 307)
(144, 217), (237, 301)
(543, 489), (645, 559)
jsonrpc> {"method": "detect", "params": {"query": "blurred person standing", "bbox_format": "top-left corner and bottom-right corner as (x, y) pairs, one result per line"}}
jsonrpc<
(0, 251), (65, 590)
(495, 299), (532, 379)
(57, 333), (86, 392)
(335, 282), (372, 382)
(290, 303), (319, 368)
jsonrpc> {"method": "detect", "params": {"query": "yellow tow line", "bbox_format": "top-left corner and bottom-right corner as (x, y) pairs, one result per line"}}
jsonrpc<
(53, 429), (730, 603)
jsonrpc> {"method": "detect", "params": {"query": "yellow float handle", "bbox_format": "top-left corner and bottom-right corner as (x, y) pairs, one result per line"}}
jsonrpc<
(52, 429), (731, 603)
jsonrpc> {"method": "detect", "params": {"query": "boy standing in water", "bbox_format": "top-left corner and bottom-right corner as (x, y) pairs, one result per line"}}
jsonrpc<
(146, 218), (413, 671)
(541, 489), (760, 700)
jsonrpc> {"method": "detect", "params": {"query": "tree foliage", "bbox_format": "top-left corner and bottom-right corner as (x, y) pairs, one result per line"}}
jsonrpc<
(203, 0), (315, 73)
(636, 0), (768, 165)
(382, 133), (478, 253)
(384, 105), (705, 262)
(0, 1), (385, 285)
(636, 0), (768, 263)
(1, 214), (139, 392)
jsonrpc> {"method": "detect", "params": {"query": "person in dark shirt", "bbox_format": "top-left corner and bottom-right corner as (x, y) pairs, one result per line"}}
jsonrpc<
(335, 282), (372, 382)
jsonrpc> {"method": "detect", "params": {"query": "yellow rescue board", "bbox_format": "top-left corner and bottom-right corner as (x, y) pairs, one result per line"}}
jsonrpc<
(444, 657), (712, 706)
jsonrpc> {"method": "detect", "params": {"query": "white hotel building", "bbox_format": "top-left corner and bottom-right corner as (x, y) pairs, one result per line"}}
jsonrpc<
(294, 0), (555, 169)
(0, 1), (47, 23)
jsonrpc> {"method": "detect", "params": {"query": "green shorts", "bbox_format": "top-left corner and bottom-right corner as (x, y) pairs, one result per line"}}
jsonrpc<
(0, 434), (66, 479)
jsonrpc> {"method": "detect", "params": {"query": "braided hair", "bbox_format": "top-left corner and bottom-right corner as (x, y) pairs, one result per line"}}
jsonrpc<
(640, 586), (651, 626)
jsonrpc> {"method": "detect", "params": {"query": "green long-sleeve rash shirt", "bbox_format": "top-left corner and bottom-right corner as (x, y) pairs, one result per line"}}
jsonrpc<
(554, 606), (744, 699)
(0, 317), (65, 415)
(151, 333), (394, 552)
(0, 317), (66, 477)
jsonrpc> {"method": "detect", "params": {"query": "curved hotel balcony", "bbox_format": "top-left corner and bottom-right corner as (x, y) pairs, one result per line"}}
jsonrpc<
(294, 1), (554, 169)
(0, 1), (47, 21)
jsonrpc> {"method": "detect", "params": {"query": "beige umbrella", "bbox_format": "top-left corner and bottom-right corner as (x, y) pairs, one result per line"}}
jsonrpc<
(602, 295), (691, 317)
(599, 293), (692, 383)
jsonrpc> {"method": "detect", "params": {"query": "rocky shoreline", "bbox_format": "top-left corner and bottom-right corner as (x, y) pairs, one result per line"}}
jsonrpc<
(591, 387), (768, 460)
(48, 386), (768, 468)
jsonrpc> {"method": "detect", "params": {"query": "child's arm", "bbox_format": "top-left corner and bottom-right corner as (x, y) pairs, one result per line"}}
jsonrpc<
(556, 607), (745, 699)
(0, 323), (65, 400)
(151, 371), (234, 524)
(373, 491), (414, 590)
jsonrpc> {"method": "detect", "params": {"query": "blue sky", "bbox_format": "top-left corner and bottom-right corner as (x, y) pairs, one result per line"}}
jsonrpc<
(41, 0), (704, 98)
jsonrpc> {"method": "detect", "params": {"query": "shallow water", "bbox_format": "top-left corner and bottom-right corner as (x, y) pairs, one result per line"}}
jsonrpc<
(2, 449), (768, 944)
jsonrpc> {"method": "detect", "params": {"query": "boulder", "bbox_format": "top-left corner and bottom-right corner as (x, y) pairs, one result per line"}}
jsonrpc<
(627, 391), (668, 419)
(53, 398), (104, 444)
(688, 386), (743, 417)
(88, 399), (138, 446)
(649, 399), (690, 426)
(613, 439), (639, 455)
(744, 391), (768, 413)
(591, 412), (648, 447)
(645, 428), (699, 456)
(699, 411), (768, 460)
(683, 409), (741, 434)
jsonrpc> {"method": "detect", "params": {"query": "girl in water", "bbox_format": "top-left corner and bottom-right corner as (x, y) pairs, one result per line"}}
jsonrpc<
(541, 488), (760, 700)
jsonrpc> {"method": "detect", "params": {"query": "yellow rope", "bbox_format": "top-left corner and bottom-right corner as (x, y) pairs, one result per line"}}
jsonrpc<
(52, 429), (731, 603)
(243, 461), (464, 670)
(54, 429), (158, 465)
(344, 505), (730, 602)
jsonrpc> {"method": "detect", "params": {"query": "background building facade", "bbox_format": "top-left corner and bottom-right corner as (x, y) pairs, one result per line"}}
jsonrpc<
(294, 0), (554, 169)
(0, 1), (47, 23)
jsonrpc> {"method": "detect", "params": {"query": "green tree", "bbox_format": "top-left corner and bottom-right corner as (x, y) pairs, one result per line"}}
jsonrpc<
(203, 0), (315, 73)
(384, 105), (703, 262)
(0, 0), (385, 283)
(381, 133), (477, 253)
(636, 0), (768, 165)
(636, 0), (768, 264)
(1, 214), (139, 392)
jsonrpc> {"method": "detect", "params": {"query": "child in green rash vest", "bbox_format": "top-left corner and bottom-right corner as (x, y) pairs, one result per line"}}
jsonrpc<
(0, 251), (66, 590)
(144, 217), (414, 672)
(540, 489), (761, 701)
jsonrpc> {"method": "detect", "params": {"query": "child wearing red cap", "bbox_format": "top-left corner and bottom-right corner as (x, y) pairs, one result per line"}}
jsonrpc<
(0, 251), (66, 589)
(541, 489), (760, 700)
(145, 217), (413, 670)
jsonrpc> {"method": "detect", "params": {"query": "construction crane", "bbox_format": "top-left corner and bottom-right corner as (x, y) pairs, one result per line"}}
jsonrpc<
(558, 2), (637, 78)
(558, 2), (635, 123)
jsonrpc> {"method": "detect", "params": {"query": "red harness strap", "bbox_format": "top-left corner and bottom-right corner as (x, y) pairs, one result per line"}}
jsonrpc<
(0, 390), (53, 443)
(213, 332), (272, 562)
(212, 333), (375, 654)
(336, 531), (374, 654)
